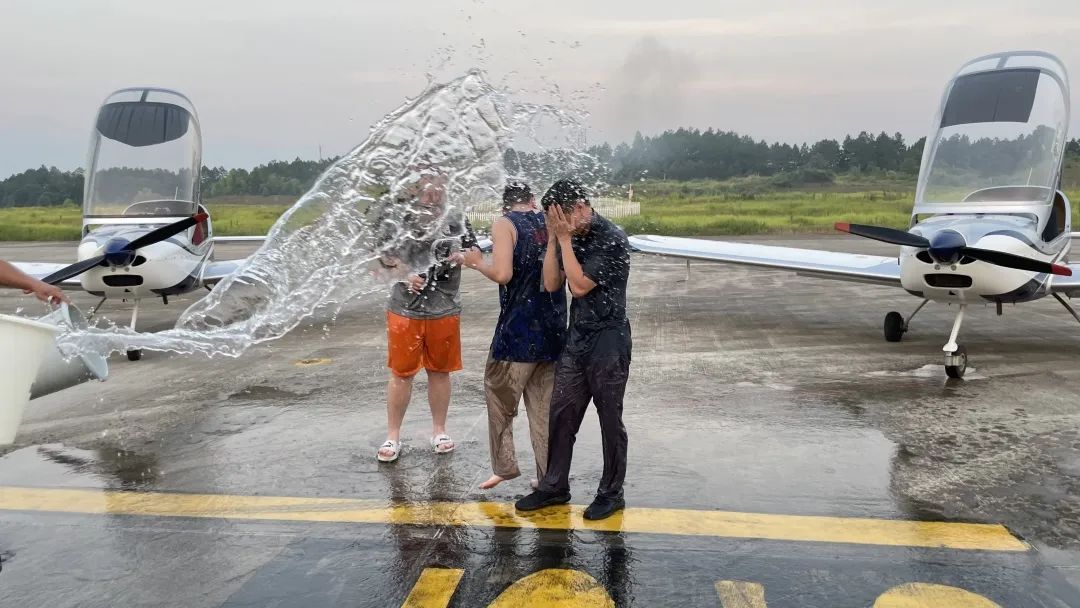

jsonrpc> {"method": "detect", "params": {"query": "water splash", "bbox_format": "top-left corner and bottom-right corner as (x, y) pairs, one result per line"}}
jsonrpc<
(56, 70), (604, 359)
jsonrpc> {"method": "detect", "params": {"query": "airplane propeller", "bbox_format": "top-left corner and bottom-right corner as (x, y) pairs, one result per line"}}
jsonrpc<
(42, 213), (208, 285)
(835, 222), (1072, 277)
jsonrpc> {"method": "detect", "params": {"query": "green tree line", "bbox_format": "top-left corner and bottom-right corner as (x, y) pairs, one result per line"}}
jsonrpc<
(3, 134), (1079, 208)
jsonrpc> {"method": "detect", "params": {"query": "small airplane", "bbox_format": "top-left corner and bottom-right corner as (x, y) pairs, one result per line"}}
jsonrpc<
(12, 88), (262, 360)
(631, 51), (1080, 378)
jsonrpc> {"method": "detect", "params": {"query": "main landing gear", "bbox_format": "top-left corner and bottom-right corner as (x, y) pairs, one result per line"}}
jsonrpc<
(883, 300), (928, 343)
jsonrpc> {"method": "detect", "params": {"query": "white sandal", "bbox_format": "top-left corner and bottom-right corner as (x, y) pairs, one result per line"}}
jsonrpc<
(377, 440), (401, 462)
(430, 434), (455, 454)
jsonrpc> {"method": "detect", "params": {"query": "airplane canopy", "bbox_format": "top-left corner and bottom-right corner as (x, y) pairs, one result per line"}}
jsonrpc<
(915, 52), (1070, 210)
(84, 88), (202, 218)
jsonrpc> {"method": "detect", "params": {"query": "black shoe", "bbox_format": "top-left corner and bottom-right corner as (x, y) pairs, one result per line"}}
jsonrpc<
(515, 490), (571, 511)
(584, 496), (625, 520)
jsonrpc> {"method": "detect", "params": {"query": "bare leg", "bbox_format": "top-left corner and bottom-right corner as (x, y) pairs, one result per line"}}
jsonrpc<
(380, 373), (413, 458)
(427, 370), (454, 449)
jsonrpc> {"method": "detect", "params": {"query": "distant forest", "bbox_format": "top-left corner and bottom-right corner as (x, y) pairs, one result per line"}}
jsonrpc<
(3, 131), (1080, 207)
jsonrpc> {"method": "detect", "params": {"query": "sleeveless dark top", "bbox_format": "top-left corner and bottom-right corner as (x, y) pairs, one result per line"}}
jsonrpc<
(490, 211), (567, 362)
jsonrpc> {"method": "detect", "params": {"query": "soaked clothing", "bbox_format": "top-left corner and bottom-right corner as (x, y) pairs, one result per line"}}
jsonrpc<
(541, 353), (630, 499)
(385, 209), (476, 320)
(385, 311), (462, 378)
(561, 212), (632, 359)
(484, 358), (553, 481)
(490, 211), (567, 362)
(540, 211), (633, 500)
(483, 211), (565, 481)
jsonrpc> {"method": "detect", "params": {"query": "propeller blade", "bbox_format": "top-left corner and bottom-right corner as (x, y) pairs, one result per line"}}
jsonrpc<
(961, 247), (1072, 276)
(42, 255), (107, 285)
(834, 222), (930, 248)
(126, 213), (208, 251)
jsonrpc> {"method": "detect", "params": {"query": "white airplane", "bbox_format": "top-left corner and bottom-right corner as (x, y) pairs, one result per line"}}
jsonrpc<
(631, 51), (1080, 378)
(12, 88), (261, 360)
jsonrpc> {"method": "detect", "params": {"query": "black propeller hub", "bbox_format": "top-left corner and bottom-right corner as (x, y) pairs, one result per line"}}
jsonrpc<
(928, 230), (966, 265)
(104, 238), (137, 267)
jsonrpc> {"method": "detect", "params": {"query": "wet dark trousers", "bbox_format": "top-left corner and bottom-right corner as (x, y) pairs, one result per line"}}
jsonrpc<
(539, 353), (630, 499)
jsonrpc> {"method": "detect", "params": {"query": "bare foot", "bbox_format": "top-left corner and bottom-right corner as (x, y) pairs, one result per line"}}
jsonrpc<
(530, 479), (539, 489)
(480, 475), (506, 490)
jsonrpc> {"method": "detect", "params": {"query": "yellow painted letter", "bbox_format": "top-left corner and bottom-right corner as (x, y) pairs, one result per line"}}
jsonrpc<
(716, 580), (768, 608)
(874, 582), (1001, 607)
(489, 568), (615, 607)
(402, 568), (465, 608)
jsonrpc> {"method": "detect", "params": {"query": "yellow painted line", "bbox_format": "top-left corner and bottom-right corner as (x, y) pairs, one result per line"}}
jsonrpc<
(402, 568), (464, 608)
(0, 486), (1027, 552)
(716, 581), (768, 608)
(874, 583), (1002, 607)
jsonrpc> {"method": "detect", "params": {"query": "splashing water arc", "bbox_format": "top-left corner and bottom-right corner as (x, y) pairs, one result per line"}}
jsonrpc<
(59, 71), (523, 359)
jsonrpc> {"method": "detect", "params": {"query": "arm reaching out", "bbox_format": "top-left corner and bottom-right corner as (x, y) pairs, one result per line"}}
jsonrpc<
(464, 217), (515, 285)
(0, 260), (69, 304)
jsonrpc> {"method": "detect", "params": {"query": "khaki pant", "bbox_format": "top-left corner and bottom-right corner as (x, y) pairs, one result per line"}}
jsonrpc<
(484, 357), (554, 481)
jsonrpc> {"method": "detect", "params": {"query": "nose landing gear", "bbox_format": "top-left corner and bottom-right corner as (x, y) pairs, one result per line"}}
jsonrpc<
(126, 298), (142, 362)
(942, 303), (967, 379)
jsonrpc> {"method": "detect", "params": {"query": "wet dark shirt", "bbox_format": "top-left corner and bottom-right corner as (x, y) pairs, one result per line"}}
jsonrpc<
(560, 212), (632, 359)
(490, 211), (567, 362)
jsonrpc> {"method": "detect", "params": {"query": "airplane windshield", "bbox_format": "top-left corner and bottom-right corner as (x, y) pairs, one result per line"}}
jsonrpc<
(83, 89), (201, 218)
(916, 55), (1069, 208)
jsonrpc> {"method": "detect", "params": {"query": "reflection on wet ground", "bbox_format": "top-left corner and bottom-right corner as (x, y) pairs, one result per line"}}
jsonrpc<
(0, 240), (1079, 606)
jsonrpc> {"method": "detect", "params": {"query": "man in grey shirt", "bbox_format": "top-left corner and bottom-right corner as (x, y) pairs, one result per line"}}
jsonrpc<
(376, 175), (475, 462)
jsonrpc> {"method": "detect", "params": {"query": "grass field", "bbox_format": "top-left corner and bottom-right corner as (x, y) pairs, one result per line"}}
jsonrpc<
(3, 185), (1080, 240)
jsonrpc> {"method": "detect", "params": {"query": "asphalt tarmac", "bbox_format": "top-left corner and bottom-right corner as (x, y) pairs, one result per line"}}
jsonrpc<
(0, 236), (1078, 607)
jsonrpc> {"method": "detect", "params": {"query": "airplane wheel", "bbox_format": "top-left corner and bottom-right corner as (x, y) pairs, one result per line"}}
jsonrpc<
(127, 349), (143, 362)
(945, 345), (967, 379)
(884, 311), (905, 342)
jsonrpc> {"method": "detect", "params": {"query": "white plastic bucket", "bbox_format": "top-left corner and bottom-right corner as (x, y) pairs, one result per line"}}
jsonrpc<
(30, 304), (108, 400)
(0, 314), (59, 445)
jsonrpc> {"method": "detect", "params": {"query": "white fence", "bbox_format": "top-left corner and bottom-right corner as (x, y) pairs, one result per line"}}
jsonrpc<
(467, 197), (640, 225)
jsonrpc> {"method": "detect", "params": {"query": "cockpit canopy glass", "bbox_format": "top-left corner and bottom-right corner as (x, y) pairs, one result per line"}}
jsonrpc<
(916, 53), (1070, 208)
(83, 89), (202, 218)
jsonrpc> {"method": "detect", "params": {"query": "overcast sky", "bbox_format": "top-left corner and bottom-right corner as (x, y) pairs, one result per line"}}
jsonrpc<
(2, 0), (1079, 178)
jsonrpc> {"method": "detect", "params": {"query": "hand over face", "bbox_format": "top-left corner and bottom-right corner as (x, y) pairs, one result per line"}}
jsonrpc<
(546, 205), (573, 240)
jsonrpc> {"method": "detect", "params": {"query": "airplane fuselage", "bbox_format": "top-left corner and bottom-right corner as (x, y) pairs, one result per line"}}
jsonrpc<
(900, 211), (1070, 304)
(76, 223), (212, 300)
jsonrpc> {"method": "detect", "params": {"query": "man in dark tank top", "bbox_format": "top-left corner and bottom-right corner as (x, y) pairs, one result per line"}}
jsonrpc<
(463, 182), (567, 490)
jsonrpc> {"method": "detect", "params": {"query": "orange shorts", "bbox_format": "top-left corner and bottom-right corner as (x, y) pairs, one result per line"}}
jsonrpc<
(386, 311), (463, 377)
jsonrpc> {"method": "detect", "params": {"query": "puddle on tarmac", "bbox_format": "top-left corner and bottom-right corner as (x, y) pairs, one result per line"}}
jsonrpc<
(865, 364), (988, 380)
(0, 444), (158, 489)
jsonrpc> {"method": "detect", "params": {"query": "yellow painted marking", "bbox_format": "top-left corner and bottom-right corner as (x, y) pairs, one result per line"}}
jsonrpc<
(294, 357), (332, 366)
(488, 568), (614, 607)
(0, 486), (1027, 552)
(401, 568), (464, 608)
(874, 583), (1001, 607)
(716, 580), (768, 607)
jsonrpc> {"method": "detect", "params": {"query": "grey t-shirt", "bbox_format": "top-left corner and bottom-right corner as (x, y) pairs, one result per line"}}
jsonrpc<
(385, 210), (472, 320)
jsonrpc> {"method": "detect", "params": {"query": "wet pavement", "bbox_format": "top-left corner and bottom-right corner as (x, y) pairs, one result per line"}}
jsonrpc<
(0, 237), (1079, 607)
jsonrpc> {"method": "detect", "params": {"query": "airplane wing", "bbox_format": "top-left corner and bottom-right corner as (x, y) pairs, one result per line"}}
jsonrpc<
(629, 235), (902, 286)
(9, 262), (83, 288)
(201, 259), (248, 285)
(212, 236), (267, 243)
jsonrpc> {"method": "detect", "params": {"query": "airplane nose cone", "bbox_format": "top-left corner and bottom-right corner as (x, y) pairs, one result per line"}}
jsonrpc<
(927, 230), (966, 265)
(103, 238), (136, 267)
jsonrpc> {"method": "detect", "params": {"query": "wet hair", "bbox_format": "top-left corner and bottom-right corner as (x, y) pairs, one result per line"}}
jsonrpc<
(540, 179), (590, 211)
(502, 182), (532, 210)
